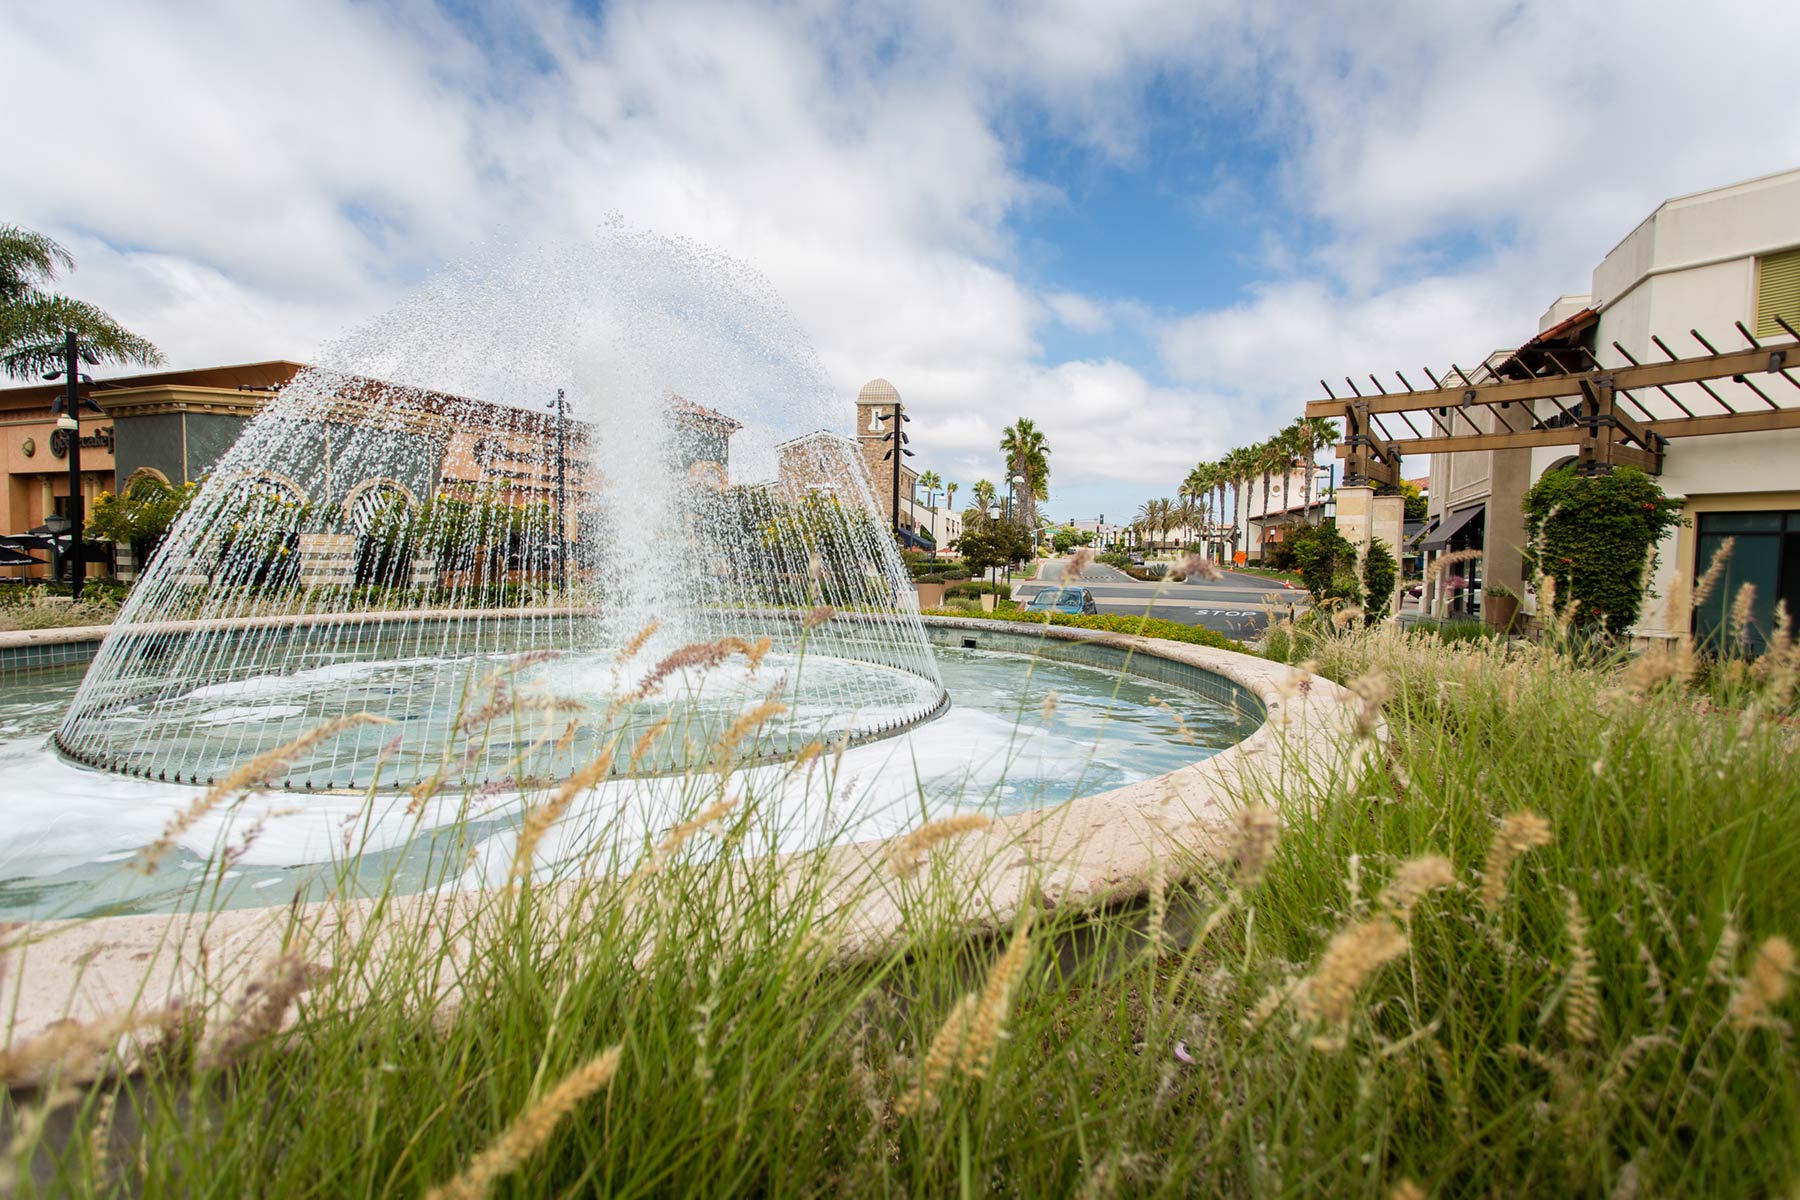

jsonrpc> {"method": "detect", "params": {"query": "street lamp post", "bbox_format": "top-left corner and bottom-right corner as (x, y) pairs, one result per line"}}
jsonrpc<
(875, 404), (912, 543)
(47, 330), (101, 601)
(552, 388), (568, 592)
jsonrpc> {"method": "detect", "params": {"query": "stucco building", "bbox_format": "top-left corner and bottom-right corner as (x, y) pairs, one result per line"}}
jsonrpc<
(1422, 166), (1800, 641)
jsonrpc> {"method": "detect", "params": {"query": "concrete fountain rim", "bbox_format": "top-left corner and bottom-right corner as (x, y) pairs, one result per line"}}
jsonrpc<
(1, 615), (1361, 1075)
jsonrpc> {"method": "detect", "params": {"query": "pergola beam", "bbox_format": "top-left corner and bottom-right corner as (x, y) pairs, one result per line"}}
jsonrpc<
(1304, 344), (1790, 420)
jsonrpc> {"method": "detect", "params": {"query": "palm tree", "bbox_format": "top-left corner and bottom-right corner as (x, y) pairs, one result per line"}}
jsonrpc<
(916, 469), (941, 558)
(971, 478), (998, 516)
(943, 480), (958, 517)
(2, 224), (162, 379)
(999, 417), (1050, 528)
(1289, 416), (1338, 522)
(1256, 435), (1297, 560)
(1226, 446), (1257, 560)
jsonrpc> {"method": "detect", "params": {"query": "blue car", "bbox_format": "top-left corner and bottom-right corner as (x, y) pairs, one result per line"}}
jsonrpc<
(1024, 587), (1100, 616)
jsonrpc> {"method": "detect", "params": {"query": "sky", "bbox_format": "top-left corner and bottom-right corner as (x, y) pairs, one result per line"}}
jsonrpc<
(4, 0), (1799, 523)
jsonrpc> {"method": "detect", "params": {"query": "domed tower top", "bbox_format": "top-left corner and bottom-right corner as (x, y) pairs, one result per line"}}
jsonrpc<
(856, 378), (902, 434)
(857, 378), (901, 405)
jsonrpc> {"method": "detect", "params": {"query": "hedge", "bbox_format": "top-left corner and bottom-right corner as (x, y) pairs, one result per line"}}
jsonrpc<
(923, 608), (1242, 651)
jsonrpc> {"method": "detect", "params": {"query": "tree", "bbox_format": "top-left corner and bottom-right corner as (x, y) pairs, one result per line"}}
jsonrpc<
(971, 478), (997, 515)
(87, 475), (198, 572)
(1289, 416), (1338, 523)
(1361, 538), (1398, 623)
(999, 417), (1050, 527)
(1522, 466), (1683, 637)
(943, 480), (958, 521)
(2, 224), (162, 379)
(916, 469), (941, 559)
(1287, 521), (1360, 606)
(1396, 478), (1428, 522)
(957, 518), (1032, 580)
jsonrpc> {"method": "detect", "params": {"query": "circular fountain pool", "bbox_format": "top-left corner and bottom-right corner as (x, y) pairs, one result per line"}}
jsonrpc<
(0, 634), (1257, 919)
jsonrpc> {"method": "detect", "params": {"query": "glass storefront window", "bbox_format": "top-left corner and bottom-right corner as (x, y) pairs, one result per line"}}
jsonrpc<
(1693, 511), (1800, 654)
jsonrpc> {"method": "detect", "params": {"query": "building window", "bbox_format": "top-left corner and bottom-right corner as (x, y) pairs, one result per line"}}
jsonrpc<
(1755, 246), (1800, 340)
(1693, 510), (1800, 653)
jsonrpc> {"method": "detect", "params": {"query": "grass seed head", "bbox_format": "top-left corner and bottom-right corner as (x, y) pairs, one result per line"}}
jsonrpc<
(136, 713), (394, 873)
(426, 1044), (623, 1200)
(1727, 936), (1794, 1032)
(1297, 915), (1409, 1041)
(1229, 804), (1282, 889)
(1479, 810), (1554, 913)
(888, 814), (993, 878)
(1563, 889), (1601, 1046)
(1379, 855), (1455, 922)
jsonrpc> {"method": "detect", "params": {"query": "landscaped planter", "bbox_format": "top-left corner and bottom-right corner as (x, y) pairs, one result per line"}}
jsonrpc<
(915, 581), (946, 609)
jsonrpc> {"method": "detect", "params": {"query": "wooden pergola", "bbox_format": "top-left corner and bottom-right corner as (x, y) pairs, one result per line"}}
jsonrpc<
(1304, 314), (1800, 487)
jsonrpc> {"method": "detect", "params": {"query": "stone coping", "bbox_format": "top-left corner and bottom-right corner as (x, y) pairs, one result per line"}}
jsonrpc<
(0, 618), (1359, 1084)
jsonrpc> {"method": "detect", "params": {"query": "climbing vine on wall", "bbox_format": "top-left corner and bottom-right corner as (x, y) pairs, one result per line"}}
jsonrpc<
(1522, 466), (1684, 637)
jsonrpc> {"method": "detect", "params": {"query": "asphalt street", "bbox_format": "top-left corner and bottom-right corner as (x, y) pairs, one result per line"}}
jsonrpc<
(1013, 559), (1305, 641)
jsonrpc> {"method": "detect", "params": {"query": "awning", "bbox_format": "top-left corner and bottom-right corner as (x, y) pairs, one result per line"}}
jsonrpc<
(1421, 504), (1483, 551)
(0, 549), (43, 566)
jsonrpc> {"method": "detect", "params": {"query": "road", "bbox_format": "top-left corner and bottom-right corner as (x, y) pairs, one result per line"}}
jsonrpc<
(1012, 559), (1305, 641)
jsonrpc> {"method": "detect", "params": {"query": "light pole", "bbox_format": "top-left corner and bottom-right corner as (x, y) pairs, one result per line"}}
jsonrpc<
(875, 404), (912, 543)
(550, 388), (568, 592)
(45, 331), (102, 601)
(986, 501), (1001, 589)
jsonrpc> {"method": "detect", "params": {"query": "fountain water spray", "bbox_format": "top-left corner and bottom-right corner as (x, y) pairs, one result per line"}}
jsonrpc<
(56, 228), (945, 793)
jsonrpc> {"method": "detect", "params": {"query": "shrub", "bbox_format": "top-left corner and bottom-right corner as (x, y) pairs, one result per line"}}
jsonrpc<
(923, 606), (1241, 651)
(946, 581), (1010, 601)
(1097, 552), (1134, 570)
(1288, 521), (1360, 606)
(1361, 538), (1397, 624)
(1522, 466), (1684, 637)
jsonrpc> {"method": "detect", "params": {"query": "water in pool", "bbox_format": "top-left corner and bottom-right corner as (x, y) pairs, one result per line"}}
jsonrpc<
(0, 646), (1256, 919)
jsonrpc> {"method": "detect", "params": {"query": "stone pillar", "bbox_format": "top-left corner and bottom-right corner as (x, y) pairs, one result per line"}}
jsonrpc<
(1336, 485), (1373, 549)
(1370, 494), (1405, 623)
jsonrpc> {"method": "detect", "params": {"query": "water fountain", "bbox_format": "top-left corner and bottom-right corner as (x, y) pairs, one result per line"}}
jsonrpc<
(55, 230), (947, 793)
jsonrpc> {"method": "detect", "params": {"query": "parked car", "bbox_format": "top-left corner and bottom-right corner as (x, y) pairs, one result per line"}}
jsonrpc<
(1128, 551), (1145, 566)
(1024, 587), (1100, 616)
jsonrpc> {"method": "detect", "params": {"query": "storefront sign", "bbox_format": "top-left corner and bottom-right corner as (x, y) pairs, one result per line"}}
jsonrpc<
(49, 426), (114, 459)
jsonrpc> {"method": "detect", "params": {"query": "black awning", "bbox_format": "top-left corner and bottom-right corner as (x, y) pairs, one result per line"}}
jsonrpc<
(1421, 504), (1483, 551)
(0, 549), (44, 566)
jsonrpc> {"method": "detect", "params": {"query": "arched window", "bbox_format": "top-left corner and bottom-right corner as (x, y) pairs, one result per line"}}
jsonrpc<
(343, 479), (416, 535)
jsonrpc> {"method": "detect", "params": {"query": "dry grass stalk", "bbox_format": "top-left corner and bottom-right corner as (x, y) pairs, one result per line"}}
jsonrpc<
(1637, 942), (1668, 1020)
(1728, 582), (1758, 648)
(1563, 889), (1601, 1045)
(458, 694), (585, 735)
(711, 699), (788, 767)
(1619, 644), (1697, 695)
(510, 744), (617, 887)
(1692, 537), (1735, 610)
(1428, 549), (1484, 581)
(957, 919), (1034, 1078)
(1229, 804), (1282, 890)
(1330, 604), (1366, 630)
(1479, 811), (1553, 913)
(0, 1005), (184, 1086)
(136, 713), (394, 873)
(1146, 695), (1195, 744)
(894, 994), (977, 1117)
(656, 797), (739, 859)
(887, 814), (992, 878)
(1344, 673), (1391, 738)
(1144, 861), (1169, 956)
(199, 951), (319, 1070)
(618, 619), (662, 662)
(629, 718), (673, 767)
(1040, 690), (1059, 722)
(86, 1089), (117, 1185)
(1178, 551), (1222, 581)
(426, 1044), (623, 1200)
(1389, 1182), (1427, 1200)
(1295, 916), (1408, 1047)
(1727, 936), (1794, 1032)
(1379, 855), (1455, 923)
(1706, 920), (1741, 987)
(803, 604), (834, 629)
(624, 638), (759, 705)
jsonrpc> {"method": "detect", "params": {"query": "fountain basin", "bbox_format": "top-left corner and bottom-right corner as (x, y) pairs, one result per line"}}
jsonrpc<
(0, 619), (1359, 1063)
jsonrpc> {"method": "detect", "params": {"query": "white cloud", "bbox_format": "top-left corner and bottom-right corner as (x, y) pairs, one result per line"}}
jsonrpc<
(3, 0), (1796, 512)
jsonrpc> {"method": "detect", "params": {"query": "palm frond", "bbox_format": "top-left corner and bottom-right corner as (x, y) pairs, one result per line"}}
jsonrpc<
(1, 292), (163, 380)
